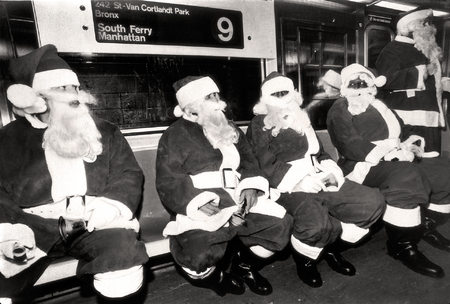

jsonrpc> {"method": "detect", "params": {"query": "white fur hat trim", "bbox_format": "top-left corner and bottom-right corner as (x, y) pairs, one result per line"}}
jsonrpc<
(261, 76), (294, 97)
(397, 9), (433, 32)
(175, 76), (219, 109)
(32, 69), (80, 91)
(340, 63), (386, 88)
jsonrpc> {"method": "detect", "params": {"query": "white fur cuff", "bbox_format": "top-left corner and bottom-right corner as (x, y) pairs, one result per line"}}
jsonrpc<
(340, 222), (369, 243)
(366, 144), (396, 164)
(428, 203), (450, 214)
(383, 205), (421, 227)
(185, 191), (220, 221)
(291, 235), (323, 260)
(93, 265), (143, 298)
(235, 176), (269, 200)
(162, 206), (238, 236)
(249, 198), (286, 218)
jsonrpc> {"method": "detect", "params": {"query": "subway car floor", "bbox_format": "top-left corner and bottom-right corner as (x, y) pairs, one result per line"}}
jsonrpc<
(30, 221), (450, 304)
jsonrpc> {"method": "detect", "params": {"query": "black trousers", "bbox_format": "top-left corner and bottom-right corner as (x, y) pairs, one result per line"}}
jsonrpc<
(170, 213), (293, 273)
(278, 180), (384, 248)
(0, 228), (148, 298)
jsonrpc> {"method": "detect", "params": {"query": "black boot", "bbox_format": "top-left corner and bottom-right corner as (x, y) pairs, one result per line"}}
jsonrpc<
(230, 249), (273, 295)
(422, 209), (450, 252)
(183, 267), (245, 296)
(323, 241), (356, 276)
(292, 251), (322, 288)
(385, 223), (444, 278)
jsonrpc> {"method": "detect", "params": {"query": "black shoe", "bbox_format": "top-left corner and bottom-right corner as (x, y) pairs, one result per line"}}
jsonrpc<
(323, 251), (356, 276)
(231, 260), (272, 295)
(423, 215), (450, 252)
(387, 241), (445, 278)
(293, 253), (322, 288)
(188, 269), (245, 296)
(216, 271), (246, 296)
(230, 250), (273, 296)
(423, 229), (450, 252)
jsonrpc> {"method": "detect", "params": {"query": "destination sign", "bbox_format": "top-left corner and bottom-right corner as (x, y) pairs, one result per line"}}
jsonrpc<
(368, 14), (393, 25)
(91, 0), (244, 48)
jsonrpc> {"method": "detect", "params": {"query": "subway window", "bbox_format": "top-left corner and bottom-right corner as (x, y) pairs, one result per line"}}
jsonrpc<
(63, 55), (262, 130)
(281, 19), (357, 130)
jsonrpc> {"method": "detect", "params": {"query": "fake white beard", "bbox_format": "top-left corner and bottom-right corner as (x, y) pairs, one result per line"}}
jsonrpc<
(346, 93), (375, 115)
(42, 90), (102, 159)
(413, 23), (442, 61)
(341, 85), (377, 115)
(196, 100), (239, 149)
(263, 102), (311, 137)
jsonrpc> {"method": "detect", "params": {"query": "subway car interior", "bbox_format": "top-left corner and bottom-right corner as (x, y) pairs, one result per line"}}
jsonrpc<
(1, 0), (450, 303)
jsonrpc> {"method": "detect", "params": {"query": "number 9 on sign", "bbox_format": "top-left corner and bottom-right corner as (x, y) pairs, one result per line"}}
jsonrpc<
(217, 17), (233, 42)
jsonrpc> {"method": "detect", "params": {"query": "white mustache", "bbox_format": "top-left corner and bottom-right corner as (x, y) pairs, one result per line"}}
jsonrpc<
(40, 90), (97, 105)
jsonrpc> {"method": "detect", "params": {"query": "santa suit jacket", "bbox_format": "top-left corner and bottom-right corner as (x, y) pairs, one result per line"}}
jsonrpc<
(156, 118), (270, 221)
(327, 97), (407, 183)
(246, 115), (332, 192)
(0, 117), (144, 252)
(375, 37), (442, 153)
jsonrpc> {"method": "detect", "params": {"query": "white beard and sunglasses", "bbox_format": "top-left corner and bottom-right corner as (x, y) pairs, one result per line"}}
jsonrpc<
(41, 88), (102, 161)
(187, 92), (239, 149)
(341, 72), (377, 116)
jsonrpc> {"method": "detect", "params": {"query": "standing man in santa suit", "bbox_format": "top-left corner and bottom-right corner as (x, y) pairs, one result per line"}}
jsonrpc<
(0, 45), (148, 303)
(247, 72), (384, 288)
(327, 63), (450, 279)
(376, 7), (450, 156)
(156, 76), (292, 296)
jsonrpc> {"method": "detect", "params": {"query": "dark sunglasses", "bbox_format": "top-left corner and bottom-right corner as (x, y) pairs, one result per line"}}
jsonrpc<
(422, 17), (433, 26)
(347, 79), (368, 89)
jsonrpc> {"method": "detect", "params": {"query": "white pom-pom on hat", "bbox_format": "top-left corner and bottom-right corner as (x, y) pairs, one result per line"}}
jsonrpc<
(173, 105), (184, 117)
(7, 84), (47, 115)
(7, 84), (37, 108)
(374, 75), (387, 88)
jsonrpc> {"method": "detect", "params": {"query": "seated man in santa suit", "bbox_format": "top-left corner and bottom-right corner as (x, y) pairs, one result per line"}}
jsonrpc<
(156, 76), (292, 296)
(0, 45), (148, 303)
(246, 72), (384, 288)
(327, 63), (450, 279)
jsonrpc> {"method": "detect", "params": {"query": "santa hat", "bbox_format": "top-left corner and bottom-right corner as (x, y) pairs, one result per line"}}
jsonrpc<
(319, 70), (341, 90)
(172, 76), (219, 117)
(340, 63), (386, 89)
(396, 7), (433, 34)
(7, 44), (80, 128)
(260, 72), (295, 97)
(254, 72), (301, 115)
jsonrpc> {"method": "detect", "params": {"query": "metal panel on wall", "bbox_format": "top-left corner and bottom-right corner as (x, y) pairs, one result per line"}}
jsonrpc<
(33, 0), (276, 59)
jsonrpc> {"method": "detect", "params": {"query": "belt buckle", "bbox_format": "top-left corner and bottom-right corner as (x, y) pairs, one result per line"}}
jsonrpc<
(222, 168), (237, 189)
